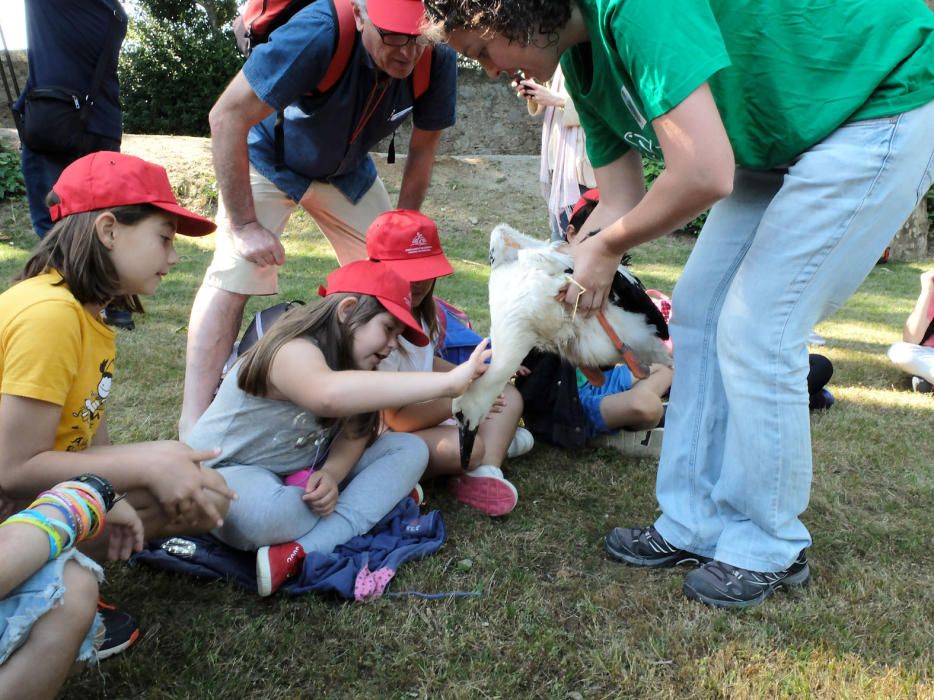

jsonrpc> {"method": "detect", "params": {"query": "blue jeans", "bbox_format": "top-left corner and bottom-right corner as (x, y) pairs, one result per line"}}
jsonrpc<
(0, 550), (103, 664)
(655, 100), (934, 573)
(21, 138), (120, 238)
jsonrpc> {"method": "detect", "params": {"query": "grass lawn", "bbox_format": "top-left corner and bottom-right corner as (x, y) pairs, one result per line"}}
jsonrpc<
(0, 146), (932, 699)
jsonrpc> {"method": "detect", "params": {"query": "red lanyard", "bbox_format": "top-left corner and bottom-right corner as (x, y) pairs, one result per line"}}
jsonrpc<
(350, 77), (390, 145)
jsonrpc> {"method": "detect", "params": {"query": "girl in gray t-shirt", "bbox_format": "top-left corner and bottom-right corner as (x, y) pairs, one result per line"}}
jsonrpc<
(186, 261), (492, 596)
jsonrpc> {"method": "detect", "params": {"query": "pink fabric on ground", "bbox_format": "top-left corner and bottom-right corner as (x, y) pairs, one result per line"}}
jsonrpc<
(354, 564), (396, 602)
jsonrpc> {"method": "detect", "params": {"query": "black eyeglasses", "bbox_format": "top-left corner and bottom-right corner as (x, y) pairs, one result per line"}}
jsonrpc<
(372, 24), (432, 47)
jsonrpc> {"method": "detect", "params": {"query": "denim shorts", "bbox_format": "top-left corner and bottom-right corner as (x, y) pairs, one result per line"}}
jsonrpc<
(578, 365), (633, 438)
(0, 549), (104, 664)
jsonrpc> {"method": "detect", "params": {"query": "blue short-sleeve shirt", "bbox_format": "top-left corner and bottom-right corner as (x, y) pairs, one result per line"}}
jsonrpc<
(242, 1), (457, 203)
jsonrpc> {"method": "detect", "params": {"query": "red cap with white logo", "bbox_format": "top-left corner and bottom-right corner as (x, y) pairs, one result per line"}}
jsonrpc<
(318, 260), (429, 346)
(366, 209), (454, 282)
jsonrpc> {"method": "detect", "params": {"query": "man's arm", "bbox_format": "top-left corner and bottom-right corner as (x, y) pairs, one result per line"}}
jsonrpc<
(397, 127), (443, 210)
(208, 71), (285, 267)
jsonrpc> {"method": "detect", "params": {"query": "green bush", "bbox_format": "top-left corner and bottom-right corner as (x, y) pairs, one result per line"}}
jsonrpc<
(0, 143), (25, 201)
(119, 5), (242, 136)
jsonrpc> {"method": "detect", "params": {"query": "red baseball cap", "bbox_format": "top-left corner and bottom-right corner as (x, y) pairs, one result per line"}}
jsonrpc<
(570, 188), (600, 223)
(366, 209), (454, 282)
(48, 152), (216, 236)
(318, 260), (429, 346)
(367, 0), (426, 34)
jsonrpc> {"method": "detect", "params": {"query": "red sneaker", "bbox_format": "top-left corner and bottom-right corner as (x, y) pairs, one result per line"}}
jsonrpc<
(448, 465), (518, 517)
(409, 483), (424, 506)
(256, 541), (305, 597)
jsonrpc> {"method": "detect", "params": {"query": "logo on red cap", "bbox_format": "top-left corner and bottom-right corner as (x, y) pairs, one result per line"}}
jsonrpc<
(407, 232), (433, 255)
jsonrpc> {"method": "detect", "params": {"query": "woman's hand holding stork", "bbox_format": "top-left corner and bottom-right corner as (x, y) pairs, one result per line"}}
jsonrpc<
(561, 232), (620, 316)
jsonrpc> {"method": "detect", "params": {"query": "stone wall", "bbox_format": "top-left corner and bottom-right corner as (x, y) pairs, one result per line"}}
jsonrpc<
(378, 68), (541, 156)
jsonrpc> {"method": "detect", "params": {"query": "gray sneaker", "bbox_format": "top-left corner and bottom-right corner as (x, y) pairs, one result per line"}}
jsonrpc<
(682, 550), (810, 609)
(605, 525), (710, 567)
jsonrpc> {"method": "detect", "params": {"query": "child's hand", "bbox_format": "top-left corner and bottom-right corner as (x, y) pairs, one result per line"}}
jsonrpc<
(302, 470), (339, 517)
(514, 365), (531, 378)
(148, 442), (237, 527)
(487, 392), (507, 414)
(101, 499), (144, 561)
(518, 79), (565, 108)
(447, 338), (492, 396)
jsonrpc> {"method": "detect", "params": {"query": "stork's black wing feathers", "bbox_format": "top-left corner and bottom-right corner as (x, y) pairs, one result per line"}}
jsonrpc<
(609, 270), (669, 340)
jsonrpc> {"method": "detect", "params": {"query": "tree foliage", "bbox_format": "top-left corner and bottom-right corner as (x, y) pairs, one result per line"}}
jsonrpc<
(136, 0), (238, 29)
(0, 142), (26, 201)
(119, 2), (242, 136)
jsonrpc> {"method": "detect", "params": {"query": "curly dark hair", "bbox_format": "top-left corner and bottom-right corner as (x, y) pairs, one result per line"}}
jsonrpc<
(424, 0), (574, 45)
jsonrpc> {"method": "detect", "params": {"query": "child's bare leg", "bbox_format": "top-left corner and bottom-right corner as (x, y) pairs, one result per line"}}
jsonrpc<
(634, 364), (673, 399)
(417, 426), (487, 477)
(599, 389), (664, 431)
(417, 385), (523, 477)
(597, 364), (672, 431)
(476, 383), (523, 467)
(0, 561), (99, 700)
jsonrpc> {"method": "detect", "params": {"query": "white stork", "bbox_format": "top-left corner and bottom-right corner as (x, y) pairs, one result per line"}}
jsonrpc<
(452, 224), (671, 467)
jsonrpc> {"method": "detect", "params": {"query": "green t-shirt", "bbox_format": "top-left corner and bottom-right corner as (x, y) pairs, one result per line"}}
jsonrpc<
(562, 0), (934, 169)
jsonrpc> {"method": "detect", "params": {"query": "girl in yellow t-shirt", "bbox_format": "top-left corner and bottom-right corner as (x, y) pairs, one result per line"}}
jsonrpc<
(0, 152), (237, 688)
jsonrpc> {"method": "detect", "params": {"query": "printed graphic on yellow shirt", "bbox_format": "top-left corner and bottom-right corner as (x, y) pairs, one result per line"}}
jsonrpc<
(74, 359), (113, 426)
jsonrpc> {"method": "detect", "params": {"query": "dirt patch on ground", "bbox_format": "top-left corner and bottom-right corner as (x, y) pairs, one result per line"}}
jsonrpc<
(1, 128), (553, 242)
(125, 134), (552, 239)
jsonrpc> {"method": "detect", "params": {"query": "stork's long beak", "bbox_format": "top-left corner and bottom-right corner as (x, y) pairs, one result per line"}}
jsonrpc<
(454, 410), (477, 471)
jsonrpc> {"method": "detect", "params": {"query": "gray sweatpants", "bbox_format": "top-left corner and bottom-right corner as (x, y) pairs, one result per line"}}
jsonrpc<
(212, 432), (427, 554)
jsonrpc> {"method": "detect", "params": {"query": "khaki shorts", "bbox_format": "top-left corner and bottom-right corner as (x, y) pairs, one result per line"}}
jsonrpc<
(203, 166), (392, 295)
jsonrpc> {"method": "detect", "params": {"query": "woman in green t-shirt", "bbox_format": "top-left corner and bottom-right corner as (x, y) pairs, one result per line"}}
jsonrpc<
(426, 0), (934, 608)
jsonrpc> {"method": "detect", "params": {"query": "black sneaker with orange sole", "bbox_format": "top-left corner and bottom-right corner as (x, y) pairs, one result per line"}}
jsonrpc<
(96, 601), (141, 660)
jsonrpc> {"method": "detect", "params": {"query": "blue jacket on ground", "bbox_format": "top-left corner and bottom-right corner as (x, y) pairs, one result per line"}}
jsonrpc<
(132, 498), (445, 599)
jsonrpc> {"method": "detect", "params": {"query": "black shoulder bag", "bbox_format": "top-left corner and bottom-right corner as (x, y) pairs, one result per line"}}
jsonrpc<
(20, 9), (121, 157)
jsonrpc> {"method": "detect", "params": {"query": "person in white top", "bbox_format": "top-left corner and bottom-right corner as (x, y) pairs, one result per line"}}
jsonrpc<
(515, 65), (596, 241)
(369, 209), (533, 516)
(887, 269), (934, 393)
